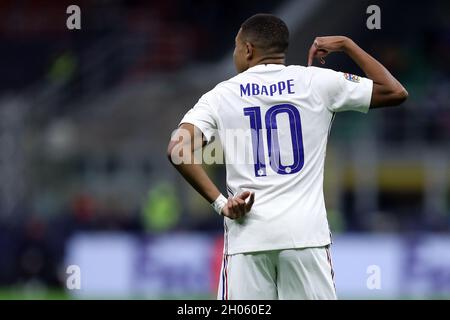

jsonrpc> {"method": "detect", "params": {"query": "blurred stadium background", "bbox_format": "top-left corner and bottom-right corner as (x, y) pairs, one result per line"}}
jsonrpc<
(0, 0), (449, 299)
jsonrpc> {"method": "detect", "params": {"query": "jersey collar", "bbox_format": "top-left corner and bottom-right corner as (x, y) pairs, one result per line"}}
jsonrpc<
(245, 64), (286, 73)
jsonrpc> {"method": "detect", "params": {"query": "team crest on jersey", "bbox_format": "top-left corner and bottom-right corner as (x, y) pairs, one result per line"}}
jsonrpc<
(343, 73), (360, 83)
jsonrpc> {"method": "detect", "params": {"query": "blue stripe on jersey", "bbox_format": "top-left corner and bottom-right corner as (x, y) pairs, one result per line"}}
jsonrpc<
(226, 185), (234, 196)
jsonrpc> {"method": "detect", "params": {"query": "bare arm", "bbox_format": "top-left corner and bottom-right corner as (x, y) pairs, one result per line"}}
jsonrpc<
(308, 36), (408, 108)
(167, 123), (254, 219)
(167, 123), (221, 203)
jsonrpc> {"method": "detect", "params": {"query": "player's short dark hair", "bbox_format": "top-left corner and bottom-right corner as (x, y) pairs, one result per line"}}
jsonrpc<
(241, 13), (289, 54)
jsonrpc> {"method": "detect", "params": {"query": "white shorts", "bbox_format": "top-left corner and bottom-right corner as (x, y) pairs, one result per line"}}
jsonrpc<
(217, 246), (337, 300)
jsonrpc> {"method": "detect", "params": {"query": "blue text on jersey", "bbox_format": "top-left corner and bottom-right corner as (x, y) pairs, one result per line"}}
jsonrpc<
(240, 79), (295, 97)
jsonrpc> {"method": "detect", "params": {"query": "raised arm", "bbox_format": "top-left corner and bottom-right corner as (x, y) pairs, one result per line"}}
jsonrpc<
(307, 36), (408, 108)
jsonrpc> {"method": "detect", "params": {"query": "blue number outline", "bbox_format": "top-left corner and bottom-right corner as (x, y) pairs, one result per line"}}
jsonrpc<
(244, 104), (304, 177)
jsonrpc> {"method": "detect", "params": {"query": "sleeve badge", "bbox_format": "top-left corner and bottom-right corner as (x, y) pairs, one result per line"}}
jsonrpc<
(343, 73), (361, 83)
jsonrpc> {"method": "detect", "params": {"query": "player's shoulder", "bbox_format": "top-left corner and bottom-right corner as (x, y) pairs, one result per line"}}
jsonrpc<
(283, 64), (331, 73)
(277, 65), (340, 88)
(281, 65), (342, 82)
(285, 64), (307, 71)
(199, 77), (232, 97)
(301, 66), (345, 88)
(202, 74), (236, 94)
(207, 64), (341, 92)
(203, 74), (243, 101)
(301, 65), (340, 76)
(215, 72), (245, 88)
(196, 79), (232, 107)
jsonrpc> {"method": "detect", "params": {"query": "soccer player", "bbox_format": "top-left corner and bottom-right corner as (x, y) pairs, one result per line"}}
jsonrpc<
(167, 14), (407, 299)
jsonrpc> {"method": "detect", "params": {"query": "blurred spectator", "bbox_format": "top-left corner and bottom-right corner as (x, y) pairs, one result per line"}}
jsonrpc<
(141, 181), (181, 233)
(47, 50), (77, 86)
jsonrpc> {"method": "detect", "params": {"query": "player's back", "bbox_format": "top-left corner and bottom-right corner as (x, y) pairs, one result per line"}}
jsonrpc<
(181, 63), (372, 255)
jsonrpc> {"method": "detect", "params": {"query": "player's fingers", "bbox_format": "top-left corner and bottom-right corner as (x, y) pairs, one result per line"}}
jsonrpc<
(235, 198), (246, 215)
(245, 192), (255, 211)
(237, 191), (251, 201)
(225, 199), (239, 220)
(316, 49), (328, 57)
(230, 198), (239, 210)
(307, 38), (321, 66)
(230, 198), (242, 218)
(235, 198), (245, 207)
(316, 49), (328, 65)
(232, 197), (242, 218)
(227, 197), (233, 212)
(307, 44), (316, 66)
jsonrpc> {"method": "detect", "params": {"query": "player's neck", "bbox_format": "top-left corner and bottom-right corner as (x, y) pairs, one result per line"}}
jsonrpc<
(251, 55), (285, 68)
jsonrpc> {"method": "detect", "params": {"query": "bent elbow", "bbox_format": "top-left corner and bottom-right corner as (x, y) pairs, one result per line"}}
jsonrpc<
(386, 86), (408, 107)
(372, 82), (408, 108)
(395, 87), (409, 105)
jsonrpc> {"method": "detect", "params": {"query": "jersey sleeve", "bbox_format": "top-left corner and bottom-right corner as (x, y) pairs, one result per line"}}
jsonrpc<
(312, 67), (373, 113)
(179, 92), (217, 143)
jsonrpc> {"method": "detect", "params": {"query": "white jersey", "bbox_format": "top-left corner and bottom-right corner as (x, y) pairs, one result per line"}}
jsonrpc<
(180, 64), (373, 255)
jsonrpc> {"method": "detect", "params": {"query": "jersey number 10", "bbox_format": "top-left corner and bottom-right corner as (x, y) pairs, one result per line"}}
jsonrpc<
(244, 104), (304, 177)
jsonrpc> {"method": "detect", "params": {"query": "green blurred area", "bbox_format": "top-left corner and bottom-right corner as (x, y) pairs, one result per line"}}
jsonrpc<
(0, 287), (448, 300)
(0, 287), (215, 300)
(0, 287), (68, 300)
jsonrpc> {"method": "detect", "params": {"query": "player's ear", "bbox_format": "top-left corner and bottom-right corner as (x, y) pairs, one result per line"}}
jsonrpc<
(245, 42), (254, 60)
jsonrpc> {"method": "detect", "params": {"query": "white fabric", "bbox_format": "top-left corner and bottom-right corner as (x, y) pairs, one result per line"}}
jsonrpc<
(211, 194), (227, 215)
(180, 64), (373, 255)
(217, 246), (337, 300)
